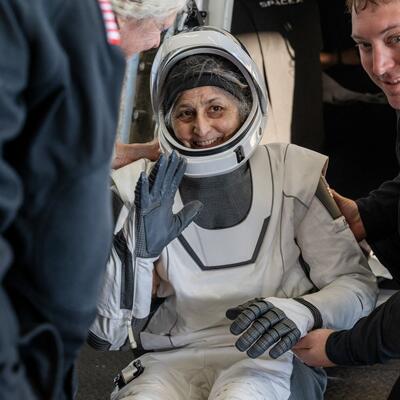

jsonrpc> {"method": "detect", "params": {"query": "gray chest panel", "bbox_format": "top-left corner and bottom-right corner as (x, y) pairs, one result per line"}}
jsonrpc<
(179, 162), (253, 229)
(173, 147), (274, 270)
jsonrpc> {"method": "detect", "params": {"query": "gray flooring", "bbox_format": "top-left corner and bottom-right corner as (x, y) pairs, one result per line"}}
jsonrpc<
(76, 345), (400, 400)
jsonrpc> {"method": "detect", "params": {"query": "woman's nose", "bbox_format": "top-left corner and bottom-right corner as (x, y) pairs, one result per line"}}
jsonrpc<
(193, 114), (211, 136)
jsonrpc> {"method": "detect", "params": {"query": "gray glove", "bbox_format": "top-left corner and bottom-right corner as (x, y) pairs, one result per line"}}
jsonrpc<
(134, 151), (203, 258)
(226, 298), (301, 359)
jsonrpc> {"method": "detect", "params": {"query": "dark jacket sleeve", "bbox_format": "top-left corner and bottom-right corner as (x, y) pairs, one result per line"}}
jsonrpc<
(0, 0), (28, 272)
(356, 174), (400, 240)
(356, 112), (400, 278)
(326, 291), (400, 365)
(356, 112), (400, 241)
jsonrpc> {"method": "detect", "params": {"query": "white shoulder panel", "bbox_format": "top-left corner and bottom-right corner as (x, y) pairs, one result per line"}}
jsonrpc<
(281, 143), (328, 207)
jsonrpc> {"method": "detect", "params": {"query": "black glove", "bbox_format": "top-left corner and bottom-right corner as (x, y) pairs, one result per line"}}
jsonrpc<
(226, 298), (301, 359)
(134, 151), (203, 258)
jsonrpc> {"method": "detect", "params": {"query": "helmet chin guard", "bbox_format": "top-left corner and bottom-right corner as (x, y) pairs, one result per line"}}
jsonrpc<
(151, 27), (268, 178)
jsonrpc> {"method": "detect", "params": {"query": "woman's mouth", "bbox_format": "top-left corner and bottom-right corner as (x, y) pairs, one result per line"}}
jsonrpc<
(192, 137), (222, 148)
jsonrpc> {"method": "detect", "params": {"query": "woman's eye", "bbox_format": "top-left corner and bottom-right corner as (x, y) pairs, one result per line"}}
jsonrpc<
(176, 110), (194, 121)
(210, 105), (223, 114)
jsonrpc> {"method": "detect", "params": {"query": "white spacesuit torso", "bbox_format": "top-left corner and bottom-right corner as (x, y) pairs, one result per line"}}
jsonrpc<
(91, 26), (378, 400)
(95, 143), (377, 400)
(142, 143), (324, 350)
(93, 144), (376, 353)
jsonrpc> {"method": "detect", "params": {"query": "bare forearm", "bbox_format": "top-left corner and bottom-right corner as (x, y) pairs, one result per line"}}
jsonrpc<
(112, 141), (160, 169)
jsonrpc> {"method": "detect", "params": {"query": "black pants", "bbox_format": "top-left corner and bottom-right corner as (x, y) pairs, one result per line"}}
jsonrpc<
(388, 376), (400, 400)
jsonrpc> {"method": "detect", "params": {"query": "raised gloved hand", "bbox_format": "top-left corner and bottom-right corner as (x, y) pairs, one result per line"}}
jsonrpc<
(226, 298), (301, 359)
(134, 151), (203, 258)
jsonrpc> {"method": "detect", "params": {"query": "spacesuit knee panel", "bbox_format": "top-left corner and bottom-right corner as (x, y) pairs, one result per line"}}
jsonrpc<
(209, 358), (292, 400)
(111, 357), (195, 400)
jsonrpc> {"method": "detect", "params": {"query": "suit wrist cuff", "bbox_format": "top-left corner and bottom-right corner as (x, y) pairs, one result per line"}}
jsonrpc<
(293, 297), (323, 329)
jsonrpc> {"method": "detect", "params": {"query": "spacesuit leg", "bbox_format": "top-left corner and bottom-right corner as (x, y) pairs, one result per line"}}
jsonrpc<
(208, 353), (294, 400)
(111, 350), (211, 400)
(288, 357), (326, 400)
(111, 362), (190, 400)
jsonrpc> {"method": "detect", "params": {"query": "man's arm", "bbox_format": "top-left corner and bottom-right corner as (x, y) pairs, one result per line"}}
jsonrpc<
(294, 291), (400, 366)
(112, 140), (160, 169)
(327, 291), (400, 365)
(332, 184), (400, 278)
(356, 174), (400, 241)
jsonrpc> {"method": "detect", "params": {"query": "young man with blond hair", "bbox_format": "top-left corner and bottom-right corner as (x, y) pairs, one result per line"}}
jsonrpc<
(293, 1), (400, 398)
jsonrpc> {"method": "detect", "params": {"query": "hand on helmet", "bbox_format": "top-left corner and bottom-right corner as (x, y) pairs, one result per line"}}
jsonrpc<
(226, 298), (301, 359)
(134, 151), (203, 258)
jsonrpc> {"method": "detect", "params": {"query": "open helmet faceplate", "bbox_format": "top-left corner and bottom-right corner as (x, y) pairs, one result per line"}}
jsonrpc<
(150, 26), (268, 178)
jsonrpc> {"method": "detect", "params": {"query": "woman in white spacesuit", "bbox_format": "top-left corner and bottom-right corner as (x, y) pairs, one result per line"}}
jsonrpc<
(90, 27), (377, 400)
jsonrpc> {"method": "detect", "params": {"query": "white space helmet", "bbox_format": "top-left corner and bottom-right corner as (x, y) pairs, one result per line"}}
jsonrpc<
(151, 26), (267, 178)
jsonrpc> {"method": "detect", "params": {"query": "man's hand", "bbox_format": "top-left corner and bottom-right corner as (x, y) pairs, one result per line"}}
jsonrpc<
(293, 329), (336, 367)
(134, 151), (203, 258)
(226, 299), (301, 359)
(331, 190), (366, 241)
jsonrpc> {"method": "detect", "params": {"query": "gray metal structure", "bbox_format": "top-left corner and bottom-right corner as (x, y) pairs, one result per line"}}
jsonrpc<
(116, 54), (140, 144)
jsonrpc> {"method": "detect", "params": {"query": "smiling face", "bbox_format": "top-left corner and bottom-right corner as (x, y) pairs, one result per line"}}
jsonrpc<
(171, 86), (242, 149)
(352, 1), (400, 108)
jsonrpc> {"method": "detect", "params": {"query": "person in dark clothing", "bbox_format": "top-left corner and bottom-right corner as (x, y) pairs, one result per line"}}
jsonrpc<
(0, 1), (125, 398)
(0, 0), (184, 398)
(293, 1), (400, 399)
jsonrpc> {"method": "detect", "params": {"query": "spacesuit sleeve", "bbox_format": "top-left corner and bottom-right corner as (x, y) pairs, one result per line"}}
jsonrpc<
(295, 192), (378, 330)
(88, 162), (157, 351)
